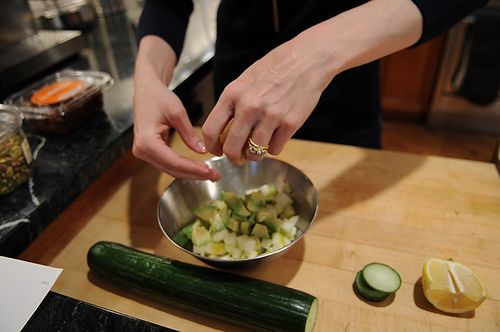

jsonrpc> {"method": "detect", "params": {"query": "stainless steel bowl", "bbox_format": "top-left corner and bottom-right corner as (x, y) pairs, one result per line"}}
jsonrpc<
(157, 156), (318, 268)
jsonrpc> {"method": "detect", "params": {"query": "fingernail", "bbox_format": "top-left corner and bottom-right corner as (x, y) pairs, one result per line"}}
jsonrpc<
(197, 142), (207, 153)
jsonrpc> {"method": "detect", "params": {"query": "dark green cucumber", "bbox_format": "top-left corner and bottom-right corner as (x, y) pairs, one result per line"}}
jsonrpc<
(87, 241), (317, 332)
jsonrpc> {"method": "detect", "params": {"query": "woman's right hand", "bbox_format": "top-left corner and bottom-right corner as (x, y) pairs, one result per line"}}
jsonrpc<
(133, 36), (220, 180)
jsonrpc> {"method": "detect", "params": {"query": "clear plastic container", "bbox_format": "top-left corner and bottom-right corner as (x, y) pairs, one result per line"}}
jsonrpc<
(0, 106), (34, 195)
(4, 69), (113, 134)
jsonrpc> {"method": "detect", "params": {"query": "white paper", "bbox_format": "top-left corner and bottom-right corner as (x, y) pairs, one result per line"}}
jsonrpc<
(0, 256), (62, 332)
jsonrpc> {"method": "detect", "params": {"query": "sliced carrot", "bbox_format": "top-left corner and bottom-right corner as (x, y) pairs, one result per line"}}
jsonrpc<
(31, 80), (85, 105)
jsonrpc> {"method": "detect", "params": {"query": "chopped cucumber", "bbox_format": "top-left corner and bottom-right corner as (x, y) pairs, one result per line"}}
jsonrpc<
(220, 191), (238, 209)
(237, 235), (261, 253)
(257, 205), (278, 223)
(275, 192), (293, 214)
(261, 238), (273, 250)
(194, 205), (216, 226)
(264, 217), (282, 233)
(223, 231), (237, 246)
(233, 199), (251, 218)
(225, 217), (240, 233)
(280, 216), (298, 240)
(209, 213), (226, 233)
(251, 223), (270, 239)
(279, 204), (296, 219)
(175, 183), (299, 260)
(172, 223), (193, 247)
(240, 221), (251, 235)
(191, 222), (211, 246)
(211, 228), (229, 243)
(172, 232), (189, 247)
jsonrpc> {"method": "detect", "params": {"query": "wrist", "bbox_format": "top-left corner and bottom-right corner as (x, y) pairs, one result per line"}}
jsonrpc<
(294, 0), (422, 86)
(135, 35), (177, 85)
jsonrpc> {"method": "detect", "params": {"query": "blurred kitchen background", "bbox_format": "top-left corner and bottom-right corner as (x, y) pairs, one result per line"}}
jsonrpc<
(2, 0), (499, 163)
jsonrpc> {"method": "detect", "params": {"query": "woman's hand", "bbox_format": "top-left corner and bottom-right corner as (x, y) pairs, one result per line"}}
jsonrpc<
(202, 35), (329, 165)
(133, 36), (220, 180)
(202, 0), (422, 165)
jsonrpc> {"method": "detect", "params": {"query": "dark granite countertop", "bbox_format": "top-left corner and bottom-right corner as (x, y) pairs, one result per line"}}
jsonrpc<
(1, 7), (216, 330)
(23, 291), (177, 332)
(0, 9), (215, 258)
(0, 13), (138, 258)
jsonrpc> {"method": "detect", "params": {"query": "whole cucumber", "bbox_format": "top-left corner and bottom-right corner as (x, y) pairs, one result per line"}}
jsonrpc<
(87, 241), (317, 332)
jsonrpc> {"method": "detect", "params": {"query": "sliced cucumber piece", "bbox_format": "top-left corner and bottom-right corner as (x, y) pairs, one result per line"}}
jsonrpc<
(223, 231), (237, 247)
(172, 232), (189, 247)
(172, 223), (193, 246)
(251, 223), (270, 239)
(240, 221), (251, 235)
(209, 213), (226, 233)
(211, 228), (229, 243)
(192, 222), (211, 246)
(361, 263), (402, 293)
(256, 204), (278, 223)
(355, 271), (391, 302)
(225, 217), (240, 233)
(279, 204), (296, 219)
(220, 191), (238, 209)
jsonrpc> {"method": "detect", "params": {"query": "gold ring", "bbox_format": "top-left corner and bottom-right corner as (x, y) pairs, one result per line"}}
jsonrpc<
(247, 138), (269, 156)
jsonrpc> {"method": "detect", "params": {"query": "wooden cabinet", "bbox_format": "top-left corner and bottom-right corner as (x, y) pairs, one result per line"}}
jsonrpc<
(380, 36), (445, 120)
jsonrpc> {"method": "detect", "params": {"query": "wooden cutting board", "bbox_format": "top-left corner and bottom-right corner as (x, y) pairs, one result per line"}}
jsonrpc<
(20, 135), (500, 331)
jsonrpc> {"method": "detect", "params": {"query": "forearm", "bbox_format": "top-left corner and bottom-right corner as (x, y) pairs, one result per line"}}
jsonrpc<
(290, 0), (423, 89)
(134, 36), (177, 87)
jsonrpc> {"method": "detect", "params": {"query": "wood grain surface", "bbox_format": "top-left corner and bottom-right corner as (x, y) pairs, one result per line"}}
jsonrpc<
(20, 135), (500, 332)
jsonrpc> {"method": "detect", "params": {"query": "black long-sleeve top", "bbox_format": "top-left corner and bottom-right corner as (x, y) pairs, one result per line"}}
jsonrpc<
(136, 0), (488, 148)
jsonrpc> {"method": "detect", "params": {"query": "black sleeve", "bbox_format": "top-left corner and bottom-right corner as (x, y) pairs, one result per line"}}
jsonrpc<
(136, 0), (194, 59)
(411, 0), (489, 45)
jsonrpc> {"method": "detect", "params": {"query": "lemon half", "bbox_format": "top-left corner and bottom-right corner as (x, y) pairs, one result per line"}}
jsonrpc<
(422, 258), (487, 314)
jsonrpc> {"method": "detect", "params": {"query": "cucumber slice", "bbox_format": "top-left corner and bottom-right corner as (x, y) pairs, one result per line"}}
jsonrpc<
(361, 263), (402, 293)
(354, 271), (391, 302)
